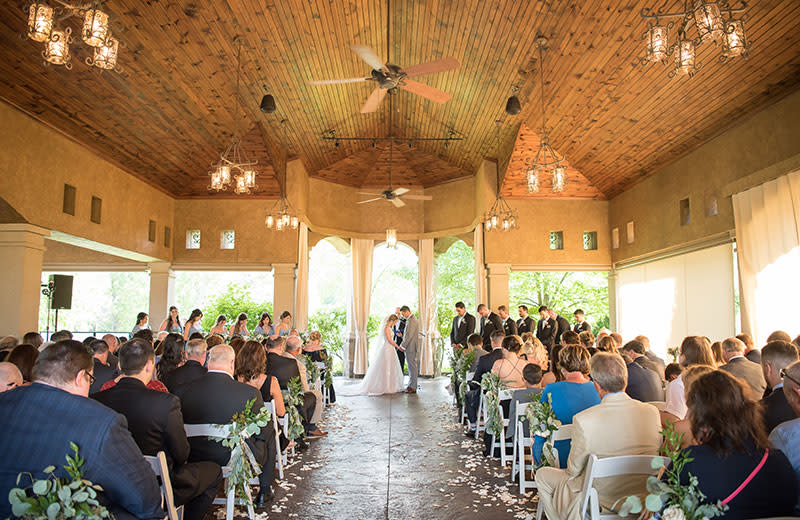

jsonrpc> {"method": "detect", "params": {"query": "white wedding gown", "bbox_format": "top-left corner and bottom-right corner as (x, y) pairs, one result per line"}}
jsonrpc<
(359, 322), (405, 396)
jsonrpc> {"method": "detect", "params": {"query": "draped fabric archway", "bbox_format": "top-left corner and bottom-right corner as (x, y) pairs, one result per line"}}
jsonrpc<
(474, 226), (488, 306)
(294, 222), (309, 331)
(350, 238), (374, 375)
(418, 239), (437, 376)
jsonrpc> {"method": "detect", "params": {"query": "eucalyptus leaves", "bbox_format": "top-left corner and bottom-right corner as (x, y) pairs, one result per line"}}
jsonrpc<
(8, 443), (111, 520)
(480, 372), (506, 438)
(281, 376), (306, 442)
(525, 393), (562, 468)
(455, 349), (476, 403)
(304, 354), (321, 386)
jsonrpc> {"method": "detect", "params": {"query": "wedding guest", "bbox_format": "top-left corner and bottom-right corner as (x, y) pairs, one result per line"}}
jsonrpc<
(253, 312), (274, 337)
(491, 335), (531, 388)
(682, 370), (797, 517)
(672, 365), (715, 448)
(760, 340), (799, 432)
(229, 337), (245, 357)
(578, 331), (594, 350)
(162, 339), (207, 392)
(709, 341), (724, 366)
(87, 339), (115, 394)
(523, 335), (548, 369)
(132, 328), (154, 347)
(534, 345), (600, 467)
(465, 333), (486, 371)
(662, 336), (715, 425)
(102, 334), (120, 369)
(155, 333), (185, 385)
(516, 305), (535, 335)
(92, 339), (223, 520)
(634, 335), (666, 375)
(477, 304), (503, 351)
(736, 333), (760, 363)
(498, 305), (518, 336)
(172, 345), (276, 507)
(506, 364), (544, 444)
(50, 330), (72, 342)
(769, 360), (800, 511)
(272, 311), (292, 338)
(620, 341), (663, 402)
(561, 330), (580, 346)
(535, 353), (661, 520)
(719, 337), (767, 399)
(303, 331), (336, 404)
(284, 336), (326, 437)
(0, 340), (162, 520)
(206, 335), (224, 348)
(265, 338), (313, 448)
(6, 344), (38, 385)
(536, 306), (557, 350)
(549, 309), (571, 346)
(572, 309), (591, 333)
(159, 306), (183, 335)
(464, 330), (505, 435)
(665, 362), (682, 382)
(22, 332), (43, 351)
(0, 362), (22, 392)
(450, 301), (476, 350)
(183, 309), (204, 340)
(231, 313), (249, 338)
(622, 339), (664, 380)
(609, 332), (623, 348)
(0, 336), (17, 360)
(596, 335), (618, 354)
(768, 330), (793, 343)
(209, 315), (227, 336)
(547, 344), (565, 383)
(131, 312), (149, 336)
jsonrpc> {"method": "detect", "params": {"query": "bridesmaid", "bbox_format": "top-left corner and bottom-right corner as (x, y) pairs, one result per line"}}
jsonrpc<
(253, 312), (274, 337)
(209, 315), (228, 336)
(131, 312), (149, 336)
(231, 313), (249, 338)
(183, 309), (204, 340)
(159, 306), (183, 335)
(271, 311), (292, 338)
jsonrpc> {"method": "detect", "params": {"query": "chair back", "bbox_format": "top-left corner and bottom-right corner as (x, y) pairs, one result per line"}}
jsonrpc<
(579, 454), (670, 518)
(314, 361), (326, 370)
(466, 371), (475, 381)
(498, 389), (514, 401)
(184, 423), (228, 439)
(144, 451), (182, 520)
(551, 423), (574, 442)
(646, 401), (666, 411)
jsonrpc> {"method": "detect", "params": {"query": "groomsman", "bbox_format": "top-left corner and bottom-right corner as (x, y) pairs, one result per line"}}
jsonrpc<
(573, 309), (591, 333)
(536, 306), (557, 350)
(393, 307), (407, 371)
(516, 305), (536, 334)
(450, 302), (476, 350)
(498, 305), (517, 336)
(549, 309), (571, 345)
(477, 304), (503, 351)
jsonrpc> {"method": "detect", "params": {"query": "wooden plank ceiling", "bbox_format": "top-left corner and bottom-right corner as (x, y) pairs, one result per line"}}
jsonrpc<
(0, 1), (798, 199)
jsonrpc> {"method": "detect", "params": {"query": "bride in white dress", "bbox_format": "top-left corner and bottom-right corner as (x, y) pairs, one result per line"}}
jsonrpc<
(359, 314), (405, 396)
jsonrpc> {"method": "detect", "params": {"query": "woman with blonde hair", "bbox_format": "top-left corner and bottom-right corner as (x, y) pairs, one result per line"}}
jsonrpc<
(304, 330), (336, 403)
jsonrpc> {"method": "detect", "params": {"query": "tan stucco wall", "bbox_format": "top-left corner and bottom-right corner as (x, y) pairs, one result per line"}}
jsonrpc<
(0, 102), (174, 261)
(43, 240), (140, 265)
(609, 89), (800, 263)
(423, 178), (477, 233)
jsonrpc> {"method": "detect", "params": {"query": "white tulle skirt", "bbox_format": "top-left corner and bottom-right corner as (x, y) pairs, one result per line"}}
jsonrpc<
(358, 341), (405, 396)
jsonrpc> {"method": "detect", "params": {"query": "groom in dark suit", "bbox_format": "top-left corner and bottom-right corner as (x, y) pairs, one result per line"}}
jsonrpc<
(450, 301), (476, 350)
(393, 307), (407, 372)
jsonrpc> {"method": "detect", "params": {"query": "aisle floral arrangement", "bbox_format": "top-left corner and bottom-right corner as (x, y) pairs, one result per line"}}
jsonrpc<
(8, 443), (111, 520)
(304, 354), (321, 386)
(281, 376), (306, 442)
(480, 372), (506, 438)
(322, 351), (334, 388)
(525, 393), (562, 468)
(455, 349), (476, 404)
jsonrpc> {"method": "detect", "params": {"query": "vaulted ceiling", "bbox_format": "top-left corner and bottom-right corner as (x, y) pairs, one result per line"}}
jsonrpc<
(1, 0), (799, 199)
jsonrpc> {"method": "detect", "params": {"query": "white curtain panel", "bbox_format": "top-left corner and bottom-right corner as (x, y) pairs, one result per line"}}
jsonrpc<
(474, 225), (488, 307)
(418, 238), (437, 376)
(350, 238), (374, 375)
(294, 223), (309, 331)
(732, 171), (800, 344)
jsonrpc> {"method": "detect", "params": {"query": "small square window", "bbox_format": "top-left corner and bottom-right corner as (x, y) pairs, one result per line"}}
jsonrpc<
(626, 221), (635, 244)
(164, 226), (171, 248)
(583, 231), (598, 250)
(62, 184), (76, 216)
(186, 229), (201, 249)
(148, 220), (157, 242)
(221, 230), (235, 250)
(680, 198), (691, 226)
(549, 231), (564, 250)
(612, 228), (620, 249)
(90, 196), (102, 224)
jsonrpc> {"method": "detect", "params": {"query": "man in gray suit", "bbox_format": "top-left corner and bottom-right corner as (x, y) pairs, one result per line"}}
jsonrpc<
(719, 337), (767, 399)
(400, 305), (419, 394)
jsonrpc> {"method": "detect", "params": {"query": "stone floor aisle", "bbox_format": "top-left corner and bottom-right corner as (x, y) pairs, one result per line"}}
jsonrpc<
(215, 377), (539, 520)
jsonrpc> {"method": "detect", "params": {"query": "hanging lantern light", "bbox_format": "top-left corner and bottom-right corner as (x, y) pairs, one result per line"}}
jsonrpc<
(552, 166), (567, 193)
(291, 216), (299, 229)
(43, 28), (72, 68)
(385, 228), (398, 248)
(242, 169), (257, 188)
(82, 8), (110, 47)
(722, 18), (748, 57)
(674, 36), (697, 77)
(233, 175), (249, 194)
(89, 36), (119, 70)
(693, 0), (724, 41)
(526, 167), (540, 193)
(265, 215), (274, 228)
(27, 2), (53, 43)
(645, 24), (668, 62)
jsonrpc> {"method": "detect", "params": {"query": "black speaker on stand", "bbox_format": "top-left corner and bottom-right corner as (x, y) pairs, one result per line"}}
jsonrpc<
(48, 274), (73, 334)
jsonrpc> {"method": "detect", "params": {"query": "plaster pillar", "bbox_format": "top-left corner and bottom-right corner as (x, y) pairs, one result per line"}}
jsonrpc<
(294, 223), (309, 331)
(486, 263), (511, 312)
(272, 263), (297, 323)
(474, 226), (488, 306)
(147, 262), (175, 326)
(0, 224), (49, 337)
(608, 269), (618, 332)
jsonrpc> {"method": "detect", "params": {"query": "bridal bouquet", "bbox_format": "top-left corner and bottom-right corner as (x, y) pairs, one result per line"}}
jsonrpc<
(281, 376), (306, 442)
(480, 372), (506, 438)
(617, 422), (727, 519)
(525, 393), (562, 468)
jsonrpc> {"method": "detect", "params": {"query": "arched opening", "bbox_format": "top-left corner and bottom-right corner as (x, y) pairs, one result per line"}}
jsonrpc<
(369, 241), (418, 344)
(308, 237), (350, 372)
(435, 238), (475, 373)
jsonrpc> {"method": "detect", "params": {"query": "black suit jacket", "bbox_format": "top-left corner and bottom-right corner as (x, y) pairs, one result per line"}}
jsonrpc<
(90, 357), (117, 395)
(536, 318), (557, 349)
(502, 317), (518, 337)
(172, 372), (266, 467)
(554, 315), (570, 344)
(0, 383), (162, 519)
(267, 352), (301, 389)
(470, 348), (504, 388)
(745, 349), (762, 364)
(161, 359), (207, 392)
(516, 316), (535, 335)
(625, 361), (664, 402)
(450, 312), (476, 347)
(573, 321), (591, 334)
(479, 312), (504, 350)
(634, 355), (665, 381)
(761, 386), (797, 433)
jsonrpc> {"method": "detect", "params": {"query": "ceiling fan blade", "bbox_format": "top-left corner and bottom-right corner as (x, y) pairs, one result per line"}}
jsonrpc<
(357, 197), (383, 204)
(402, 57), (460, 78)
(351, 45), (385, 71)
(401, 194), (433, 201)
(360, 88), (387, 113)
(399, 79), (452, 104)
(357, 191), (383, 196)
(390, 198), (406, 208)
(392, 187), (410, 196)
(309, 77), (370, 85)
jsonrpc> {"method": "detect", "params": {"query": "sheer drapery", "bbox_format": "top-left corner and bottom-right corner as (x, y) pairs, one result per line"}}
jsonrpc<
(349, 238), (374, 375)
(474, 225), (488, 306)
(732, 171), (800, 344)
(418, 238), (437, 376)
(294, 222), (309, 331)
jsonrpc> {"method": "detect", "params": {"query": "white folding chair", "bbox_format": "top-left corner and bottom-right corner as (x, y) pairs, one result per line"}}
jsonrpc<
(549, 423), (574, 469)
(263, 401), (284, 479)
(184, 423), (258, 520)
(511, 403), (536, 494)
(487, 389), (513, 466)
(459, 371), (475, 424)
(278, 415), (295, 460)
(475, 391), (486, 439)
(314, 361), (331, 405)
(143, 451), (183, 520)
(646, 400), (666, 411)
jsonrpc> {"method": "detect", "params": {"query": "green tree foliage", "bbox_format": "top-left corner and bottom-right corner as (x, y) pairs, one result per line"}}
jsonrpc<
(201, 284), (273, 332)
(435, 240), (476, 341)
(308, 308), (346, 359)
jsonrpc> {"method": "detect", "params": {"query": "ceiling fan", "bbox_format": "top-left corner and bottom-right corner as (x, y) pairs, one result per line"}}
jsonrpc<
(309, 45), (460, 113)
(357, 140), (432, 207)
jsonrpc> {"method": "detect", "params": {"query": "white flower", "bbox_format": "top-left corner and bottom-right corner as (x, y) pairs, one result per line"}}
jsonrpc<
(662, 505), (686, 520)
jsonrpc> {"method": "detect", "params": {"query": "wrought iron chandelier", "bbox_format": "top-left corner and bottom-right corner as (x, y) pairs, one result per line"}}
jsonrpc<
(482, 121), (518, 232)
(265, 120), (299, 231)
(208, 39), (258, 194)
(24, 1), (122, 71)
(526, 37), (567, 194)
(638, 0), (749, 78)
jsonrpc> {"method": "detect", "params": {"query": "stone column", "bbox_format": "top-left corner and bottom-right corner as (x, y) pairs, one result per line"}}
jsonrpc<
(272, 263), (297, 323)
(294, 223), (309, 331)
(147, 262), (175, 327)
(486, 263), (511, 312)
(607, 269), (618, 332)
(0, 224), (49, 337)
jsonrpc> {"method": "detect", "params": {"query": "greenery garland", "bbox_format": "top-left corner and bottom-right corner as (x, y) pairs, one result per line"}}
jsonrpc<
(480, 372), (506, 438)
(525, 393), (562, 468)
(304, 354), (321, 386)
(281, 376), (306, 442)
(322, 351), (334, 388)
(456, 349), (476, 403)
(8, 443), (111, 520)
(448, 347), (461, 393)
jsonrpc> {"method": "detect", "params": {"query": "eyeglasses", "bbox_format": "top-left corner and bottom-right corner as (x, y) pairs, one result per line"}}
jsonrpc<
(780, 368), (800, 387)
(85, 371), (96, 385)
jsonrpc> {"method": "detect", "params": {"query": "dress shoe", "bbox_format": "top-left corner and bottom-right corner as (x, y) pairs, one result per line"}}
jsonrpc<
(255, 487), (274, 508)
(406, 387), (417, 394)
(296, 439), (309, 451)
(306, 429), (327, 438)
(464, 429), (476, 438)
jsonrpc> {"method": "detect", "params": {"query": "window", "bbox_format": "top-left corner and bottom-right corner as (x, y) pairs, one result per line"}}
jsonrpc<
(186, 229), (201, 249)
(90, 196), (102, 224)
(549, 231), (564, 250)
(220, 230), (235, 250)
(680, 198), (691, 226)
(62, 184), (76, 216)
(148, 220), (156, 242)
(164, 226), (171, 248)
(626, 221), (635, 244)
(583, 231), (598, 250)
(612, 227), (620, 249)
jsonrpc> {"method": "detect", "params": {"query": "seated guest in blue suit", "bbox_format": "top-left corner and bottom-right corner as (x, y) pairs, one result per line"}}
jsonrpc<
(534, 345), (600, 468)
(620, 340), (664, 402)
(0, 340), (162, 520)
